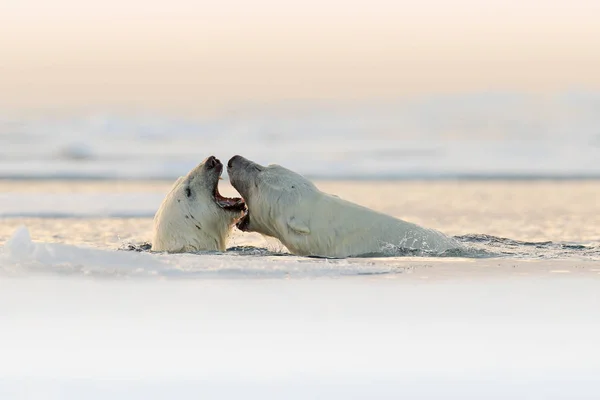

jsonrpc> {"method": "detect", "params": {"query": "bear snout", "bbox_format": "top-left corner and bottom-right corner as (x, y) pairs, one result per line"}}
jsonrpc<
(228, 155), (243, 169)
(206, 156), (220, 170)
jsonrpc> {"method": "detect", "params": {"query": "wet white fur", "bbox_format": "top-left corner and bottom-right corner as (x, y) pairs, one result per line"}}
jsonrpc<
(152, 163), (242, 253)
(232, 163), (462, 258)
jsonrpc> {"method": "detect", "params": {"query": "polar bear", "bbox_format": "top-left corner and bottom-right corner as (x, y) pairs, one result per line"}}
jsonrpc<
(227, 155), (462, 258)
(152, 156), (246, 253)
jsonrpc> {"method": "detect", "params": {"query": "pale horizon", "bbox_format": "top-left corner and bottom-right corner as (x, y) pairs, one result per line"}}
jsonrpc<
(2, 0), (600, 115)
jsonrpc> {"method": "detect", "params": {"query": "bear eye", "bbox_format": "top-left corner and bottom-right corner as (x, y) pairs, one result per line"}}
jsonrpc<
(185, 187), (192, 197)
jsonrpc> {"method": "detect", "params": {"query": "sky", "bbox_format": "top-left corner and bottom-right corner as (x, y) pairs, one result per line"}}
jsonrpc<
(1, 0), (599, 114)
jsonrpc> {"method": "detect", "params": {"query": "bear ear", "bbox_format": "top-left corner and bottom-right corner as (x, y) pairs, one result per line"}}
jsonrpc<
(287, 216), (310, 235)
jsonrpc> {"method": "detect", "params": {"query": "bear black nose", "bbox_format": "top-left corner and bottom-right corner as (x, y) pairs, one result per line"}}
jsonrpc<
(206, 155), (219, 169)
(228, 155), (241, 169)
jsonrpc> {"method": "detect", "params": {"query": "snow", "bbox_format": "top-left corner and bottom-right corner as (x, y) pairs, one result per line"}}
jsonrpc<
(1, 275), (599, 399)
(0, 226), (402, 277)
(1, 226), (600, 399)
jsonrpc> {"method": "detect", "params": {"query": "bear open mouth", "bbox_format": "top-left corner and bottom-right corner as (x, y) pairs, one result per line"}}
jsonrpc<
(213, 173), (246, 212)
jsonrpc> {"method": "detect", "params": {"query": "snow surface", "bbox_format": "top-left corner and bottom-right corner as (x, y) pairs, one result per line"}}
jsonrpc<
(0, 226), (405, 277)
(2, 93), (600, 180)
(1, 226), (600, 399)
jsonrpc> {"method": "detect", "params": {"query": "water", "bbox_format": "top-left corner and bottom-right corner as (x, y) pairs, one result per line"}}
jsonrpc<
(2, 93), (600, 180)
(119, 236), (600, 262)
(1, 179), (599, 276)
(2, 97), (600, 399)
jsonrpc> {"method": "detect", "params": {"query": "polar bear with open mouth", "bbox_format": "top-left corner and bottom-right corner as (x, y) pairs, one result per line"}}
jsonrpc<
(227, 155), (462, 258)
(152, 156), (246, 253)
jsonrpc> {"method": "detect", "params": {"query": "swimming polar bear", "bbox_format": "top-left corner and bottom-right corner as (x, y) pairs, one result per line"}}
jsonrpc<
(227, 155), (462, 258)
(152, 156), (246, 253)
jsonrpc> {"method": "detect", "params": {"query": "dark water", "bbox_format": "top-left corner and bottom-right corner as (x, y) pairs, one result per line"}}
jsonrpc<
(121, 235), (600, 261)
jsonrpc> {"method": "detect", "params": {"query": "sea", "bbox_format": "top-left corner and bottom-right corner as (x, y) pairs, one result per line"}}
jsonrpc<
(1, 93), (600, 399)
(1, 92), (600, 181)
